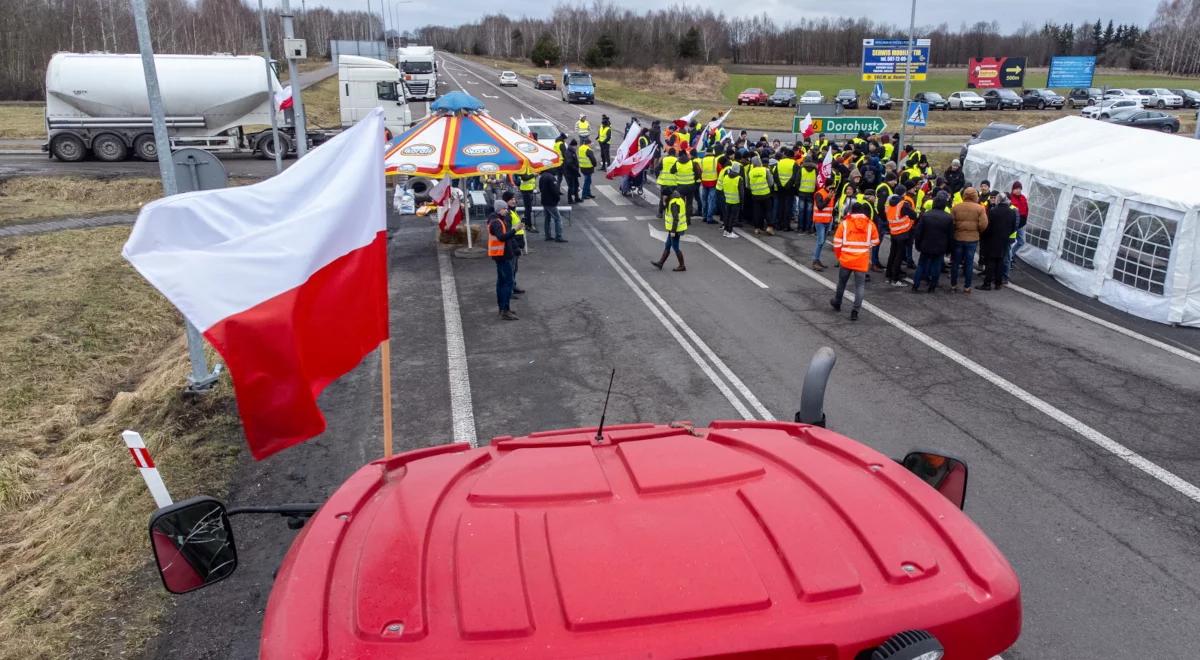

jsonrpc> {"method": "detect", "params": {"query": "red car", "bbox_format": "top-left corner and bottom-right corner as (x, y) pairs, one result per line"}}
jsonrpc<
(738, 87), (768, 106)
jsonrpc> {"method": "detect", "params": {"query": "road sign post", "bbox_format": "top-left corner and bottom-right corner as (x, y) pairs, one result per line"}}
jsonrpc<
(794, 116), (887, 136)
(896, 0), (919, 163)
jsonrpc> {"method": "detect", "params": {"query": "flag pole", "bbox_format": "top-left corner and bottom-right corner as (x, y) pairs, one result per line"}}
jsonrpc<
(381, 338), (394, 458)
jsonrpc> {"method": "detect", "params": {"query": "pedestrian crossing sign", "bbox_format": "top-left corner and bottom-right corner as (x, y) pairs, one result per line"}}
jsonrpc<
(906, 102), (928, 127)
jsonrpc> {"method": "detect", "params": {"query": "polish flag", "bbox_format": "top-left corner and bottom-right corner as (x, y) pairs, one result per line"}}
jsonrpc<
(429, 175), (464, 233)
(276, 85), (294, 111)
(817, 147), (833, 189)
(123, 109), (389, 460)
(798, 113), (815, 138)
(606, 119), (642, 180)
(673, 109), (699, 130)
(609, 142), (656, 179)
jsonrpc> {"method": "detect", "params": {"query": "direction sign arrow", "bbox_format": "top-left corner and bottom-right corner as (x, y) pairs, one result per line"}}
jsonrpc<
(1006, 65), (1023, 74)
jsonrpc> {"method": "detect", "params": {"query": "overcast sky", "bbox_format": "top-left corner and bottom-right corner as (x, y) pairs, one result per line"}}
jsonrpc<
(365, 0), (1158, 33)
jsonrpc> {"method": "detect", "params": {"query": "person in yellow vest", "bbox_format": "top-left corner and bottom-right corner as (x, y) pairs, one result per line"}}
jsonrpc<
(552, 134), (567, 186)
(699, 150), (721, 225)
(517, 172), (540, 235)
(881, 138), (895, 164)
(652, 190), (688, 272)
(578, 137), (596, 200)
(719, 162), (742, 238)
(487, 200), (520, 320)
(597, 115), (612, 170)
(501, 191), (527, 296)
(656, 148), (678, 215)
(772, 149), (797, 232)
(884, 185), (919, 285)
(575, 114), (590, 139)
(830, 202), (880, 322)
(671, 151), (698, 219)
(811, 185), (835, 270)
(795, 159), (819, 233)
(746, 155), (776, 236)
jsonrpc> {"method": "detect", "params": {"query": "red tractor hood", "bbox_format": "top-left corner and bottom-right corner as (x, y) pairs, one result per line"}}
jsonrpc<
(261, 421), (1020, 659)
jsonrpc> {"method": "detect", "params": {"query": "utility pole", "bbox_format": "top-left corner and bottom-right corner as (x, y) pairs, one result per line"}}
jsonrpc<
(896, 0), (918, 161)
(280, 0), (308, 157)
(130, 0), (220, 392)
(258, 0), (283, 174)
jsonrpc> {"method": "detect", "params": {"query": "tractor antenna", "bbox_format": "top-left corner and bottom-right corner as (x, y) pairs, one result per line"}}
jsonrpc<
(594, 369), (616, 443)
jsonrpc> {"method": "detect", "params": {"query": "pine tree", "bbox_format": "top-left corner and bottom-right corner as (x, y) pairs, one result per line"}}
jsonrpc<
(1091, 19), (1103, 55)
(1103, 20), (1115, 48)
(677, 27), (701, 61)
(530, 33), (561, 67)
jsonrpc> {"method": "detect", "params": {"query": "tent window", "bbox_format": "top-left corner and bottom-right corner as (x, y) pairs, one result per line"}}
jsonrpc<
(1112, 211), (1176, 295)
(964, 160), (989, 188)
(1026, 181), (1061, 250)
(1060, 196), (1108, 269)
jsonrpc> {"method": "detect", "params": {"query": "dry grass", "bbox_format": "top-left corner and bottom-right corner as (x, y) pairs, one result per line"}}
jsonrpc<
(0, 226), (242, 659)
(299, 75), (341, 131)
(0, 176), (256, 227)
(277, 57), (332, 83)
(0, 104), (45, 139)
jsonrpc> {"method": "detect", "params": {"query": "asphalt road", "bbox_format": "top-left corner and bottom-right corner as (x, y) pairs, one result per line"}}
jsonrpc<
(143, 54), (1200, 660)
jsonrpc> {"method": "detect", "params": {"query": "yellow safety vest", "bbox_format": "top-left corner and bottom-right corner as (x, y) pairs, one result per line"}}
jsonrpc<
(875, 182), (893, 200)
(677, 130), (690, 146)
(576, 120), (590, 135)
(700, 155), (719, 183)
(952, 191), (963, 206)
(798, 167), (818, 193)
(904, 165), (922, 182)
(518, 174), (537, 192)
(578, 144), (593, 169)
(720, 170), (741, 204)
(554, 141), (564, 160)
(657, 155), (678, 186)
(672, 160), (696, 186)
(509, 209), (524, 237)
(882, 143), (895, 161)
(664, 197), (688, 233)
(775, 158), (796, 187)
(598, 125), (611, 143)
(747, 165), (770, 197)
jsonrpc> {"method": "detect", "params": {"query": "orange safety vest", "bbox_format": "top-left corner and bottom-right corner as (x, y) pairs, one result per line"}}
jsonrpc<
(813, 189), (834, 224)
(885, 195), (916, 235)
(833, 214), (879, 272)
(487, 217), (507, 257)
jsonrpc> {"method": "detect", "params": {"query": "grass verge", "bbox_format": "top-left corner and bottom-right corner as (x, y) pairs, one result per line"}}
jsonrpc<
(0, 104), (45, 139)
(0, 226), (242, 659)
(298, 75), (341, 131)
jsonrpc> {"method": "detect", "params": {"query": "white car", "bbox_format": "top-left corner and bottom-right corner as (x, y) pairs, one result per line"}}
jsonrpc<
(1082, 98), (1139, 119)
(498, 71), (519, 87)
(510, 115), (559, 148)
(948, 91), (986, 110)
(799, 90), (824, 104)
(1104, 88), (1148, 107)
(1137, 88), (1184, 109)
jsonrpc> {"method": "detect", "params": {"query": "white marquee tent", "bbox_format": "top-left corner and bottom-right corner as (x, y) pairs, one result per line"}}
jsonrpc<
(965, 116), (1200, 326)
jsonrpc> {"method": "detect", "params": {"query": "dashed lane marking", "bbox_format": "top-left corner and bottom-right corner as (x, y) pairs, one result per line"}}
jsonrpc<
(595, 184), (632, 206)
(596, 216), (629, 222)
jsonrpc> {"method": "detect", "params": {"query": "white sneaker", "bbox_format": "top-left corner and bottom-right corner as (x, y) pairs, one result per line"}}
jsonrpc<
(724, 231), (738, 239)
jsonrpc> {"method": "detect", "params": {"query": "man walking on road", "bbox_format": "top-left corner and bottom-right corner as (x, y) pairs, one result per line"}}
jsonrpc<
(578, 137), (596, 200)
(950, 187), (988, 294)
(830, 202), (880, 322)
(538, 168), (566, 242)
(912, 192), (954, 293)
(811, 185), (834, 270)
(652, 190), (688, 272)
(488, 200), (520, 321)
(597, 115), (612, 170)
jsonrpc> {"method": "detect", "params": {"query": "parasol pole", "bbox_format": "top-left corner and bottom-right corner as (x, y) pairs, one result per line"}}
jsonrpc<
(462, 177), (472, 249)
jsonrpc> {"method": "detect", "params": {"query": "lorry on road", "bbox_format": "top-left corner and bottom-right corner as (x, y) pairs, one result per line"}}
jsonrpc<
(43, 52), (412, 163)
(561, 70), (595, 104)
(396, 45), (437, 101)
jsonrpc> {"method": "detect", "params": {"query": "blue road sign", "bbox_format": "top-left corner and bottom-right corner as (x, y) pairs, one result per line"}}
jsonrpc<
(862, 38), (931, 81)
(1047, 56), (1096, 88)
(906, 102), (928, 127)
(873, 82), (885, 97)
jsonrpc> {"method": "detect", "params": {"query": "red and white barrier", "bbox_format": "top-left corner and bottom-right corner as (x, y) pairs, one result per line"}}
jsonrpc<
(122, 430), (173, 508)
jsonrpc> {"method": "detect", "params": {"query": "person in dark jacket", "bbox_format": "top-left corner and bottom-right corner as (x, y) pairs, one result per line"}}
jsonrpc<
(943, 159), (965, 194)
(980, 192), (1017, 290)
(538, 169), (566, 242)
(912, 192), (955, 293)
(563, 139), (581, 203)
(488, 200), (520, 320)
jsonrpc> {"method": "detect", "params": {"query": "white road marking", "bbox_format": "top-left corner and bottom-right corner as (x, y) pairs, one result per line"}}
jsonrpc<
(439, 54), (568, 130)
(574, 198), (598, 207)
(595, 184), (632, 206)
(596, 216), (628, 222)
(645, 224), (769, 289)
(642, 189), (660, 205)
(585, 224), (774, 420)
(1005, 282), (1200, 365)
(736, 230), (1200, 505)
(482, 93), (498, 99)
(634, 215), (658, 221)
(437, 248), (478, 448)
(465, 80), (478, 85)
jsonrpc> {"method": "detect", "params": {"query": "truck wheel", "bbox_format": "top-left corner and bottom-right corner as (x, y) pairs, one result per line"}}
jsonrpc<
(134, 134), (158, 161)
(51, 134), (86, 162)
(257, 134), (292, 160)
(91, 134), (128, 162)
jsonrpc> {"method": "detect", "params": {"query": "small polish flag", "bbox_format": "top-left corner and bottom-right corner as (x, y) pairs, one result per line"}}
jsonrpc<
(275, 85), (294, 111)
(817, 147), (833, 189)
(123, 109), (390, 460)
(429, 175), (464, 233)
(798, 113), (815, 139)
(673, 109), (699, 130)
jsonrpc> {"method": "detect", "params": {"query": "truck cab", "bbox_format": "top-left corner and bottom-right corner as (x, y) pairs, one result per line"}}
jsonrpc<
(561, 71), (595, 104)
(338, 55), (412, 138)
(396, 46), (437, 101)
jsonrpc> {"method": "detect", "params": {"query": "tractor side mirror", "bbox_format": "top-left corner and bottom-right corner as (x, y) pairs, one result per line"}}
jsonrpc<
(901, 452), (969, 509)
(148, 496), (238, 594)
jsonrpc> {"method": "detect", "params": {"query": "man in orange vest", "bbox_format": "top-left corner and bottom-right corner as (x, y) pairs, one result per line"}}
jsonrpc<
(811, 185), (835, 270)
(830, 202), (880, 322)
(487, 200), (520, 321)
(884, 184), (919, 286)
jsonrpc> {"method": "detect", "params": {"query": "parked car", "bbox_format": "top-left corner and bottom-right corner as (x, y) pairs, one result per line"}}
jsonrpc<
(1104, 88), (1148, 107)
(498, 70), (519, 87)
(960, 122), (1023, 161)
(1136, 88), (1184, 109)
(767, 89), (797, 107)
(983, 89), (1023, 110)
(534, 74), (557, 90)
(1021, 88), (1065, 110)
(1170, 88), (1200, 108)
(834, 88), (859, 109)
(867, 90), (892, 110)
(1104, 108), (1180, 133)
(799, 90), (824, 105)
(1082, 98), (1140, 119)
(738, 88), (767, 105)
(948, 90), (986, 110)
(1067, 87), (1104, 108)
(913, 91), (948, 110)
(510, 115), (560, 148)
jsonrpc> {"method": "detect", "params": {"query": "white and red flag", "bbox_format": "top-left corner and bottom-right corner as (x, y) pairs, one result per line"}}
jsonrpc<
(428, 174), (464, 233)
(817, 147), (833, 189)
(606, 119), (644, 179)
(798, 112), (815, 139)
(673, 109), (699, 130)
(275, 85), (294, 111)
(123, 109), (389, 460)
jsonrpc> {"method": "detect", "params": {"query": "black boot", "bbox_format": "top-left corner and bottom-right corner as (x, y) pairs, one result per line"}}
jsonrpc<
(673, 252), (686, 272)
(652, 249), (669, 270)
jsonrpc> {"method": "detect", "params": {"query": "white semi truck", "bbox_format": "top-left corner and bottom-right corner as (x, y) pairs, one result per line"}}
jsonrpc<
(43, 52), (412, 162)
(395, 45), (437, 101)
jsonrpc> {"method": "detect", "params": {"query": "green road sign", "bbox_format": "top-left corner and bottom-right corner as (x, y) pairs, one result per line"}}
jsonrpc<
(794, 116), (888, 135)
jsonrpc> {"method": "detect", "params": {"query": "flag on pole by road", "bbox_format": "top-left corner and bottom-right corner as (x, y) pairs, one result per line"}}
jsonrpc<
(817, 146), (833, 189)
(275, 85), (294, 111)
(798, 112), (815, 139)
(123, 109), (390, 460)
